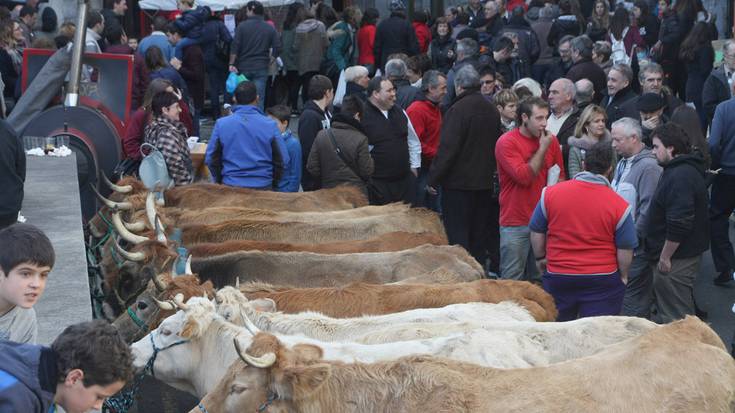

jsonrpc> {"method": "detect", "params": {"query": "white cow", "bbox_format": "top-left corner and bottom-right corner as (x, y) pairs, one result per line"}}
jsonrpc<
(133, 297), (657, 398)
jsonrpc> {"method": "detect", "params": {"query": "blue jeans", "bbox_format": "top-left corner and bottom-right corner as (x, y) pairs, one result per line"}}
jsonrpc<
(415, 167), (441, 212)
(241, 69), (268, 111)
(499, 225), (539, 281)
(174, 37), (199, 60)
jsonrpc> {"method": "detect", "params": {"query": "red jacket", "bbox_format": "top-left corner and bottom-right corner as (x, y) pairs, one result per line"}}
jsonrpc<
(406, 98), (442, 166)
(357, 24), (376, 65)
(412, 22), (431, 54)
(495, 128), (565, 226)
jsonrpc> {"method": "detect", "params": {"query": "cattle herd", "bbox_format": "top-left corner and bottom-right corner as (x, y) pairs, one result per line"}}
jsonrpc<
(88, 177), (735, 412)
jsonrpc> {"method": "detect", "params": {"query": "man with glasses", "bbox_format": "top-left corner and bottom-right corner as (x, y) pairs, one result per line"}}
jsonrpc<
(703, 40), (735, 127)
(479, 66), (500, 100)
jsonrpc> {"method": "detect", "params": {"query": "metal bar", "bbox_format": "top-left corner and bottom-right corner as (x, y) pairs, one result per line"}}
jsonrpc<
(65, 0), (89, 107)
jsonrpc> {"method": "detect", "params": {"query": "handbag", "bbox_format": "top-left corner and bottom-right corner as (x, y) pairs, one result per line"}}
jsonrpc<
(139, 143), (173, 190)
(326, 129), (384, 203)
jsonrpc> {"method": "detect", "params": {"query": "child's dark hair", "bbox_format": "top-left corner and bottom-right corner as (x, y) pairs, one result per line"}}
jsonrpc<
(0, 224), (55, 275)
(52, 320), (133, 386)
(151, 91), (179, 116)
(266, 105), (291, 123)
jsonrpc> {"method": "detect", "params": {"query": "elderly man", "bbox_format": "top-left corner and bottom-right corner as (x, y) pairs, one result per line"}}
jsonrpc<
(621, 62), (683, 122)
(385, 58), (421, 109)
(702, 40), (735, 126)
(362, 76), (421, 204)
(428, 65), (503, 274)
(602, 63), (637, 126)
(442, 38), (480, 108)
(530, 141), (637, 320)
(495, 96), (566, 281)
(647, 123), (709, 323)
(610, 117), (662, 318)
(408, 70), (447, 212)
(575, 79), (594, 109)
(547, 78), (579, 144)
(565, 35), (606, 104)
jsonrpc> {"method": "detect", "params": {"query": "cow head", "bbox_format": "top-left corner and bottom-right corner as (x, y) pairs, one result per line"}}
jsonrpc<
(112, 274), (214, 343)
(88, 177), (164, 238)
(215, 286), (277, 325)
(190, 333), (330, 413)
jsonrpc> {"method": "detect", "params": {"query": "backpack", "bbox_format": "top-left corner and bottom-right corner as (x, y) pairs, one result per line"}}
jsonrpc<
(610, 28), (632, 65)
(139, 143), (174, 190)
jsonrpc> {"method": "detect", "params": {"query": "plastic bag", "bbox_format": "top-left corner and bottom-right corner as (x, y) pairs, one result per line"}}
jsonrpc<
(226, 72), (248, 94)
(333, 70), (347, 106)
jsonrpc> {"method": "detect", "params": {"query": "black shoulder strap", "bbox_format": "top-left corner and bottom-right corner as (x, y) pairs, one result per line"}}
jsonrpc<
(326, 128), (366, 183)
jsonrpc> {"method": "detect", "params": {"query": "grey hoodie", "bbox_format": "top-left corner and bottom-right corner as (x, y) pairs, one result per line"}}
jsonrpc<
(611, 148), (662, 242)
(293, 19), (329, 75)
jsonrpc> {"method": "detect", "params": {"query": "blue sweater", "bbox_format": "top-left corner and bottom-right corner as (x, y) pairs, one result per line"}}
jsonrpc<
(277, 130), (302, 192)
(710, 97), (735, 174)
(206, 105), (290, 189)
(138, 32), (173, 62)
(0, 341), (56, 413)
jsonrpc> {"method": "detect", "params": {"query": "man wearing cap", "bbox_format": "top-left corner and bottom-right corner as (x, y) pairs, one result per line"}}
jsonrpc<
(373, 0), (420, 71)
(637, 93), (668, 146)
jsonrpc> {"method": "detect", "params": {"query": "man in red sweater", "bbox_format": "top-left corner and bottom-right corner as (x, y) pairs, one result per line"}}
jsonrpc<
(529, 142), (637, 320)
(407, 70), (446, 211)
(495, 96), (565, 281)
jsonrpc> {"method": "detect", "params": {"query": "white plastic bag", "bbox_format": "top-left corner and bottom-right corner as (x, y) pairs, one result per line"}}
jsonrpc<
(333, 69), (347, 106)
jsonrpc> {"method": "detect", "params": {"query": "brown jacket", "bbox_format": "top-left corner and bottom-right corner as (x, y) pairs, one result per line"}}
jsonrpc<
(307, 115), (374, 191)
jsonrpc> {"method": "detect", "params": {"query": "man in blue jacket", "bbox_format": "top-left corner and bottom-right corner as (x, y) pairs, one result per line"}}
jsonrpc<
(0, 320), (132, 413)
(206, 81), (289, 190)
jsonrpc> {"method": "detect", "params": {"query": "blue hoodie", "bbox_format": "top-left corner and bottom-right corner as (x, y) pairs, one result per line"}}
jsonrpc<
(206, 105), (290, 189)
(0, 341), (57, 413)
(276, 130), (302, 192)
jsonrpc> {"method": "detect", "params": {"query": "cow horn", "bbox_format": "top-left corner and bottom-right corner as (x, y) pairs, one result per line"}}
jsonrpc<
(91, 184), (132, 210)
(235, 277), (240, 288)
(112, 212), (149, 244)
(173, 293), (189, 310)
(102, 173), (133, 193)
(145, 192), (158, 230)
(155, 216), (167, 243)
(113, 237), (146, 262)
(185, 255), (193, 275)
(234, 338), (276, 368)
(152, 272), (167, 292)
(152, 296), (176, 311)
(239, 308), (261, 335)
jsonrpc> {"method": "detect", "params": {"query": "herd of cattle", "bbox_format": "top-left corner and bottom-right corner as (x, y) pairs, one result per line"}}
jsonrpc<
(88, 177), (735, 412)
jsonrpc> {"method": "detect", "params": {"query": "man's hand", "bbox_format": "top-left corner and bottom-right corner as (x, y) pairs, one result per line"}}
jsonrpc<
(411, 168), (418, 177)
(539, 129), (552, 149)
(535, 257), (547, 274)
(170, 57), (182, 70)
(426, 185), (438, 196)
(229, 64), (238, 73)
(642, 115), (660, 131)
(657, 256), (672, 273)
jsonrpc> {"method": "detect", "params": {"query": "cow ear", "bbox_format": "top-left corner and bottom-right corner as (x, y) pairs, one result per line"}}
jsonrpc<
(292, 344), (323, 363)
(283, 364), (331, 399)
(251, 298), (277, 313)
(180, 318), (200, 339)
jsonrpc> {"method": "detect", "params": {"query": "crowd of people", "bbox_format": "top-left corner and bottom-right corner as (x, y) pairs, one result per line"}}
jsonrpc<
(0, 0), (734, 409)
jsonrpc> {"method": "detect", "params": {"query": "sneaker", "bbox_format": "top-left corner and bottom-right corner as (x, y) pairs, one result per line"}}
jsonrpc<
(714, 271), (734, 286)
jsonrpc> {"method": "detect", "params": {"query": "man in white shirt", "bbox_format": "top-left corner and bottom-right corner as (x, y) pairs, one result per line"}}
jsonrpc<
(547, 78), (579, 171)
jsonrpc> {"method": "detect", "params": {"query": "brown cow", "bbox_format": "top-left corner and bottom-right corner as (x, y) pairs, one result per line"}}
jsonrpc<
(238, 279), (557, 321)
(112, 274), (214, 343)
(187, 232), (446, 255)
(179, 210), (447, 244)
(193, 317), (735, 413)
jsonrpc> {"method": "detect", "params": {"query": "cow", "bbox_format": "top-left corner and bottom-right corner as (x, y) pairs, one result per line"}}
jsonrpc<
(213, 287), (650, 347)
(186, 231), (446, 255)
(132, 297), (661, 399)
(191, 317), (735, 413)
(233, 278), (557, 321)
(112, 274), (214, 343)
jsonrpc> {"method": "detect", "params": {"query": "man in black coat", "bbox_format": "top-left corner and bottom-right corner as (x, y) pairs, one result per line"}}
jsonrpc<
(602, 63), (638, 126)
(0, 119), (24, 230)
(565, 35), (606, 104)
(373, 0), (419, 71)
(620, 62), (682, 123)
(647, 122), (709, 323)
(385, 58), (420, 110)
(702, 41), (735, 127)
(298, 75), (333, 191)
(428, 65), (503, 273)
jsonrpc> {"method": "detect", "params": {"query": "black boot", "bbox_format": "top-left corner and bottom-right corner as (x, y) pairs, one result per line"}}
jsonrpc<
(714, 271), (734, 286)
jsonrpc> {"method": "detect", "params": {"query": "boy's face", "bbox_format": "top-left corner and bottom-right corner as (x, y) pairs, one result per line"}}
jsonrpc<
(269, 116), (288, 134)
(56, 369), (125, 413)
(0, 263), (51, 310)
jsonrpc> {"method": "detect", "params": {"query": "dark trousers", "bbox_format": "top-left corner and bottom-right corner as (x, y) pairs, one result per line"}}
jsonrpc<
(284, 70), (301, 111)
(370, 173), (416, 205)
(414, 167), (441, 212)
(206, 66), (228, 120)
(300, 71), (318, 104)
(621, 252), (653, 318)
(543, 272), (626, 321)
(710, 173), (735, 275)
(441, 188), (497, 269)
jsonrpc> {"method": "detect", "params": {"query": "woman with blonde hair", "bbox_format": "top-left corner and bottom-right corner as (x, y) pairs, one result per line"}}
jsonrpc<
(567, 104), (613, 176)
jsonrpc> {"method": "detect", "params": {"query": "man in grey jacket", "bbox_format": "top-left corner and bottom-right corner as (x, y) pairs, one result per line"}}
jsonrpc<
(229, 0), (281, 110)
(610, 117), (662, 318)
